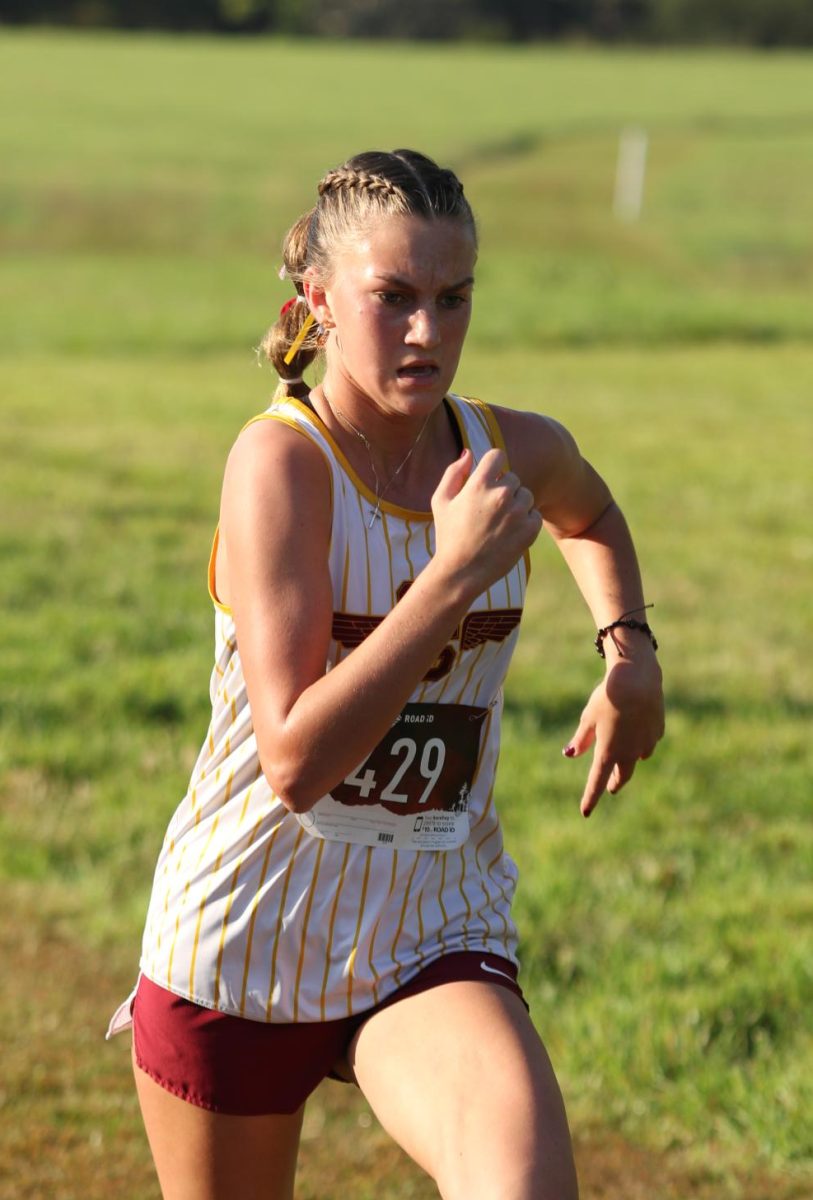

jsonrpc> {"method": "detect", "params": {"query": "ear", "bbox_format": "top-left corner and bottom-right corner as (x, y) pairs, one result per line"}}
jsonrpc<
(303, 274), (335, 329)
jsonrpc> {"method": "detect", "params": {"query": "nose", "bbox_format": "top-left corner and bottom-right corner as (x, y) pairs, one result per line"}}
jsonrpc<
(406, 306), (440, 348)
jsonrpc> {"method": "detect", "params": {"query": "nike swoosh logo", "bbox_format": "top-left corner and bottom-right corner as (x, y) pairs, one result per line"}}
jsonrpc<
(480, 960), (515, 983)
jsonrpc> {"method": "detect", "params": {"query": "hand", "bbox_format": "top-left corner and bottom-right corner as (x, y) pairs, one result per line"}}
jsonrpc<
(431, 448), (542, 595)
(564, 654), (665, 818)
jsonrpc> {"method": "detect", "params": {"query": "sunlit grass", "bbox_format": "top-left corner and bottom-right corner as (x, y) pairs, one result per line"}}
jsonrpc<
(1, 29), (812, 1197)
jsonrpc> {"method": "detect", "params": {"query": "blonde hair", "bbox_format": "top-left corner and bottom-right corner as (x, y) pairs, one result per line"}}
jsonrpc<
(261, 150), (476, 399)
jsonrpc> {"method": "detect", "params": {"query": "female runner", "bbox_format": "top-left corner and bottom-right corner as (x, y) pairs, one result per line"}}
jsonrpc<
(109, 149), (664, 1200)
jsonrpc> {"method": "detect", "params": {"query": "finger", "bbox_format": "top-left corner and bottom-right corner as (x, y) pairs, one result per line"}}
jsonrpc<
(470, 447), (507, 484)
(514, 484), (535, 512)
(563, 712), (596, 759)
(526, 507), (543, 539)
(580, 752), (614, 818)
(607, 759), (636, 794)
(495, 469), (520, 495)
(432, 449), (473, 505)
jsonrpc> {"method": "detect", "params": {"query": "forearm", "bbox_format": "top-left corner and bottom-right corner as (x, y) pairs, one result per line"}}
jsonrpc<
(258, 556), (477, 812)
(550, 501), (654, 660)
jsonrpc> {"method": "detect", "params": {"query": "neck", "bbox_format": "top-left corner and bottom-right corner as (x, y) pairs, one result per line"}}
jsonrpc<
(314, 383), (442, 475)
(314, 385), (442, 526)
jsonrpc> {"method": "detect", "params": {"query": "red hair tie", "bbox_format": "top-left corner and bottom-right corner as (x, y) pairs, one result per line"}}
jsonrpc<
(279, 297), (297, 317)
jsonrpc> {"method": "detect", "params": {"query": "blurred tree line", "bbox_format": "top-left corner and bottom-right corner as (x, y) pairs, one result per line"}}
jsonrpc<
(3, 0), (813, 46)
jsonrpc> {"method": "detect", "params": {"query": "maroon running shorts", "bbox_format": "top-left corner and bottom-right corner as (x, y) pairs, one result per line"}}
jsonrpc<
(132, 951), (526, 1115)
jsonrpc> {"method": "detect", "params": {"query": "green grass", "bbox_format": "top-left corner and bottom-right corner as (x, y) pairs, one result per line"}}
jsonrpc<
(1, 29), (812, 1198)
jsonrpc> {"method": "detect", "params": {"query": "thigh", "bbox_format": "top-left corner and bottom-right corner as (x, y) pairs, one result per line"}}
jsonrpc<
(134, 1050), (304, 1200)
(348, 981), (578, 1200)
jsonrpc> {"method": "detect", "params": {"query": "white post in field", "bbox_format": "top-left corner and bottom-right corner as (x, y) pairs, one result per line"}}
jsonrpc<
(613, 126), (648, 222)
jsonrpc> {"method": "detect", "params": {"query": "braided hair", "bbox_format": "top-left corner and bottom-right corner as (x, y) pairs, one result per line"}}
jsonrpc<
(262, 150), (475, 396)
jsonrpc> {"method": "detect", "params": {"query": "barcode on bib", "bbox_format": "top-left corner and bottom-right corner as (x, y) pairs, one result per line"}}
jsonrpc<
(377, 832), (395, 844)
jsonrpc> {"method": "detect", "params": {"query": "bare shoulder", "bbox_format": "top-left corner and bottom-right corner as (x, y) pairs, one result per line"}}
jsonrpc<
(488, 404), (580, 497)
(488, 402), (613, 536)
(221, 413), (332, 536)
(216, 413), (333, 611)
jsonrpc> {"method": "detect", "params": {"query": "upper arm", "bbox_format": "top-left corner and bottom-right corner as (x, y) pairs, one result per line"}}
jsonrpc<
(490, 405), (613, 538)
(218, 419), (333, 745)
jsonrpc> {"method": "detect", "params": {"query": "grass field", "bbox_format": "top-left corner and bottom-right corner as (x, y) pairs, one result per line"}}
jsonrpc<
(1, 30), (812, 1200)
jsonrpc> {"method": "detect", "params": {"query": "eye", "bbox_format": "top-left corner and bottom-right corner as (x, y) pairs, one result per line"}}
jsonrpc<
(439, 294), (470, 310)
(376, 291), (406, 306)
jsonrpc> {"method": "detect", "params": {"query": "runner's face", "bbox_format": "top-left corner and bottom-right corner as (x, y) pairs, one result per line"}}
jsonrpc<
(317, 214), (476, 413)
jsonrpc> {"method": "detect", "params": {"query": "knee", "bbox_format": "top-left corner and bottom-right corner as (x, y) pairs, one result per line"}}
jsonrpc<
(435, 1135), (579, 1200)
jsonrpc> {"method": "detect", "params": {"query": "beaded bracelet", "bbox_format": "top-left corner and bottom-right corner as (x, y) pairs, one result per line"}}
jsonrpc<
(594, 605), (658, 659)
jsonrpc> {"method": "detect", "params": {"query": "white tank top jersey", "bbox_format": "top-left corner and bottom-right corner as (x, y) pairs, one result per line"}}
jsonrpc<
(114, 393), (530, 1030)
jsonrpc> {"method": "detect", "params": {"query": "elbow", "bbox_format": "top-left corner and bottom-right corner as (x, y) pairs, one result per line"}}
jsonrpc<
(257, 744), (320, 814)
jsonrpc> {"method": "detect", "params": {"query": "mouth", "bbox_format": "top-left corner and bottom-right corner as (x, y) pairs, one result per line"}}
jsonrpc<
(397, 362), (439, 380)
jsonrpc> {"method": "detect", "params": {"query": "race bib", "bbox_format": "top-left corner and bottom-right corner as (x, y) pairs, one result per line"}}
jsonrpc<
(296, 702), (489, 850)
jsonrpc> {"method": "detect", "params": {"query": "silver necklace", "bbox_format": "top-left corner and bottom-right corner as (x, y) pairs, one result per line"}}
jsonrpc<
(324, 394), (432, 528)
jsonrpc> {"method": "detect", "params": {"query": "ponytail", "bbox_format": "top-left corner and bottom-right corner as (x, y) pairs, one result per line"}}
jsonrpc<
(259, 207), (321, 400)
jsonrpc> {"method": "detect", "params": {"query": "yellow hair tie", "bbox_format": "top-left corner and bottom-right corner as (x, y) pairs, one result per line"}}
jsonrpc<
(283, 312), (316, 365)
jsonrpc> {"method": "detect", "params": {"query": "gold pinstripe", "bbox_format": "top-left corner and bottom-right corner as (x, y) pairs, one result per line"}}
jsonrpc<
(170, 776), (229, 991)
(346, 847), (373, 1014)
(238, 820), (283, 1016)
(211, 773), (262, 1006)
(187, 767), (234, 994)
(435, 851), (449, 953)
(473, 789), (499, 860)
(320, 842), (352, 1021)
(365, 850), (399, 1006)
(188, 840), (225, 999)
(402, 518), (416, 581)
(156, 839), (187, 973)
(355, 488), (373, 613)
(472, 873), (495, 942)
(429, 645), (457, 703)
(265, 825), (306, 1020)
(504, 562), (515, 609)
(413, 874), (428, 968)
(292, 838), (326, 1021)
(138, 392), (526, 1025)
(469, 667), (489, 709)
(166, 877), (192, 988)
(452, 643), (487, 706)
(391, 853), (422, 988)
(213, 812), (263, 1008)
(340, 514), (352, 611)
(485, 843), (513, 943)
(380, 511), (396, 607)
(456, 843), (473, 932)
(470, 775), (497, 836)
